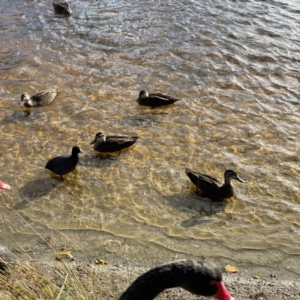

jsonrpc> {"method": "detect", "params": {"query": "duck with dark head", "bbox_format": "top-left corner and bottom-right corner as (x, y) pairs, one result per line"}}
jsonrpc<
(136, 90), (181, 107)
(185, 168), (244, 201)
(90, 132), (138, 159)
(18, 88), (59, 107)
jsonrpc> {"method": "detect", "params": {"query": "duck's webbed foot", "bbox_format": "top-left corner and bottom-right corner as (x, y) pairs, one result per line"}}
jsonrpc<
(105, 154), (118, 160)
(195, 189), (204, 197)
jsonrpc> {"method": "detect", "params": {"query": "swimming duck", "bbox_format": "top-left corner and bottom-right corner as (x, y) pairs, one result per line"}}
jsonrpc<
(119, 259), (234, 300)
(185, 168), (244, 201)
(18, 88), (59, 107)
(0, 181), (10, 190)
(45, 146), (83, 179)
(90, 132), (139, 153)
(136, 90), (181, 107)
(53, 1), (72, 15)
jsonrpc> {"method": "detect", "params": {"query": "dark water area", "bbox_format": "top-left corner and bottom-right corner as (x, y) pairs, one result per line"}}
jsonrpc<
(1, 0), (300, 278)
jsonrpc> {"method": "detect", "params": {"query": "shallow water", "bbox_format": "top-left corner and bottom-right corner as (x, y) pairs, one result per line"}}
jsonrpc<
(1, 0), (300, 277)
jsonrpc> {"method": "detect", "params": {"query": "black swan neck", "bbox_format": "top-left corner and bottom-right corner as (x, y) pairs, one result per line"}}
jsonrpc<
(119, 259), (222, 300)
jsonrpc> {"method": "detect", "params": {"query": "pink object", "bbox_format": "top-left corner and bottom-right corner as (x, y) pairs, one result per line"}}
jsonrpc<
(0, 181), (10, 190)
(214, 281), (235, 300)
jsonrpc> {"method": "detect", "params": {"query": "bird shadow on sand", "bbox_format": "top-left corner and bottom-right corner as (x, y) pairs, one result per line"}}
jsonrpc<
(82, 149), (136, 163)
(14, 177), (56, 210)
(161, 191), (226, 228)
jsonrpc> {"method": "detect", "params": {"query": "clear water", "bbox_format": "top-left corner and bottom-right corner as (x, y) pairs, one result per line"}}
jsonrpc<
(1, 0), (300, 277)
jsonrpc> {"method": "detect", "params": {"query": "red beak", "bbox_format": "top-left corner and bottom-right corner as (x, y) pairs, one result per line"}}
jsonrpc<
(0, 181), (10, 190)
(213, 282), (234, 300)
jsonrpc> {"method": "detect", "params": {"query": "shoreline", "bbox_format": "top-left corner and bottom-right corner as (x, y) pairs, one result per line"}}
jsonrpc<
(1, 247), (300, 300)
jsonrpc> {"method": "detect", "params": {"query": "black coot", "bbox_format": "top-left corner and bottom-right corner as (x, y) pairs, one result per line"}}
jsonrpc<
(45, 146), (83, 179)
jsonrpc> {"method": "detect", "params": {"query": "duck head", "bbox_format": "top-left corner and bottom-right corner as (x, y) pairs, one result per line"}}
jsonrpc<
(53, 2), (73, 15)
(62, 2), (72, 15)
(137, 90), (149, 101)
(224, 170), (244, 184)
(18, 93), (30, 105)
(90, 132), (106, 144)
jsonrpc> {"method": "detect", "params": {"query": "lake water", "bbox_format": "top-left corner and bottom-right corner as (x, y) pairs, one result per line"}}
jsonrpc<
(1, 0), (300, 278)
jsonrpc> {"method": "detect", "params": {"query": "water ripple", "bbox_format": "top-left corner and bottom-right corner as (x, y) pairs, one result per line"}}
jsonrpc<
(0, 0), (300, 276)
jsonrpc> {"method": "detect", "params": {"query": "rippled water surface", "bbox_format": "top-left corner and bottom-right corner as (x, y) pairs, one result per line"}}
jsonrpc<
(1, 0), (300, 276)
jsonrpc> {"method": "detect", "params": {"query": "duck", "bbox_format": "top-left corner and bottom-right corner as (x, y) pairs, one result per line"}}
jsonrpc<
(136, 90), (181, 107)
(45, 146), (83, 179)
(119, 259), (234, 300)
(18, 88), (60, 107)
(90, 132), (139, 153)
(53, 1), (72, 15)
(185, 168), (244, 201)
(0, 181), (10, 190)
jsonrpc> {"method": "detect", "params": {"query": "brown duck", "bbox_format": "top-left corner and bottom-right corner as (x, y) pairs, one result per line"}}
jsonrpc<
(185, 168), (244, 201)
(136, 90), (181, 107)
(90, 132), (139, 153)
(18, 88), (59, 107)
